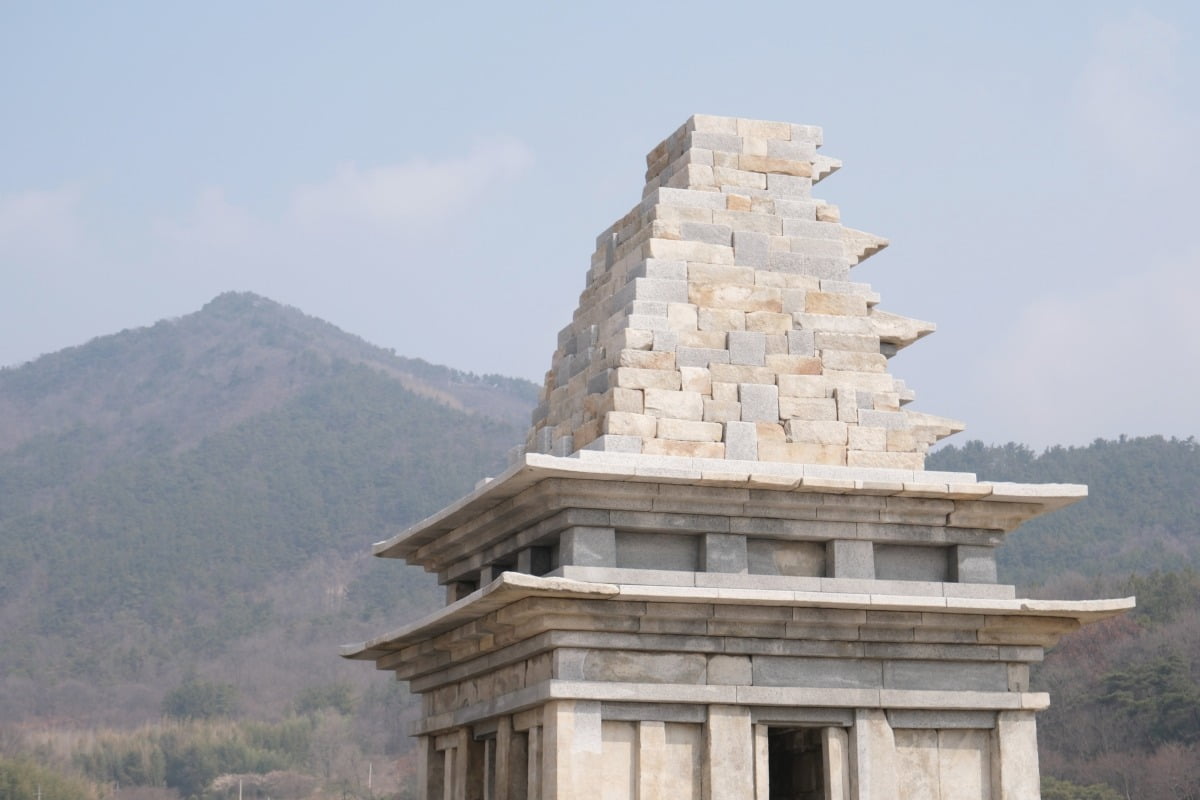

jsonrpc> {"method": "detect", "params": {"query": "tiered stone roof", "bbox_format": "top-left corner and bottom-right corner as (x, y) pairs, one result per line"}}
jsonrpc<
(527, 114), (962, 469)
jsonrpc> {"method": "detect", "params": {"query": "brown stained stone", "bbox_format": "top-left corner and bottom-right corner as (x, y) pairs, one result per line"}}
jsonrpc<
(766, 354), (823, 375)
(603, 411), (658, 438)
(778, 397), (838, 420)
(689, 263), (757, 284)
(847, 450), (925, 470)
(614, 367), (682, 390)
(619, 349), (677, 370)
(759, 442), (847, 465)
(688, 282), (783, 313)
(777, 374), (828, 397)
(726, 193), (753, 212)
(709, 363), (777, 385)
(821, 350), (888, 372)
(755, 423), (787, 444)
(745, 311), (793, 333)
(698, 308), (747, 332)
(657, 418), (724, 443)
(680, 367), (712, 394)
(703, 399), (742, 423)
(887, 429), (919, 452)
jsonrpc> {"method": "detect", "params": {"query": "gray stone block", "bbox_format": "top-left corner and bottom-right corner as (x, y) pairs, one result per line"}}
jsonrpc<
(688, 132), (742, 152)
(677, 346), (730, 367)
(766, 174), (812, 197)
(681, 221), (733, 245)
(708, 654), (752, 685)
(739, 383), (779, 422)
(954, 545), (998, 584)
(652, 330), (678, 352)
(615, 531), (700, 571)
(559, 526), (616, 567)
(827, 540), (875, 579)
(787, 329), (816, 356)
(580, 435), (642, 453)
(857, 410), (907, 429)
(886, 710), (997, 730)
(728, 331), (767, 365)
(587, 369), (611, 395)
(630, 258), (688, 281)
(702, 533), (748, 574)
(753, 655), (882, 689)
(874, 545), (951, 582)
(652, 187), (730, 210)
(883, 660), (1008, 692)
(724, 420), (758, 460)
(774, 199), (818, 220)
(768, 251), (850, 280)
(732, 230), (770, 267)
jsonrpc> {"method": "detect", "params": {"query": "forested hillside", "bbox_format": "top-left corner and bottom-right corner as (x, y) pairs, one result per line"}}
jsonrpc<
(0, 295), (538, 798)
(931, 439), (1200, 799)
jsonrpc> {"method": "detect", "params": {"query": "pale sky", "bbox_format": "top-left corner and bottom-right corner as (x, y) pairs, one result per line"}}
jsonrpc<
(2, 1), (1197, 448)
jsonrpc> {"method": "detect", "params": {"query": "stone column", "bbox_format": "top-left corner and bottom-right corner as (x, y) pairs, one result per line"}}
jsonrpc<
(527, 725), (542, 800)
(494, 716), (527, 800)
(705, 705), (755, 799)
(753, 724), (770, 800)
(543, 700), (603, 797)
(417, 737), (444, 800)
(992, 711), (1041, 799)
(638, 720), (668, 798)
(823, 727), (850, 800)
(849, 709), (897, 800)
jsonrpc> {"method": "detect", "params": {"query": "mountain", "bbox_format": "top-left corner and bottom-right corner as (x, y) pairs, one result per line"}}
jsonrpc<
(0, 293), (539, 727)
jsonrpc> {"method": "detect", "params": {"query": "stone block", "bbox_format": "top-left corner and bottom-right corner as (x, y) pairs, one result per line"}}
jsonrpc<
(603, 412), (657, 438)
(644, 388), (704, 420)
(827, 540), (875, 579)
(725, 420), (758, 460)
(652, 330), (679, 352)
(726, 193), (753, 211)
(658, 418), (724, 442)
(712, 209), (783, 235)
(712, 381), (739, 403)
(648, 238), (735, 264)
(676, 346), (731, 368)
(705, 705), (755, 800)
(777, 374), (827, 397)
(689, 282), (782, 312)
(732, 230), (770, 267)
(753, 656), (882, 689)
(618, 349), (676, 370)
(681, 221), (733, 245)
(642, 439), (724, 458)
(883, 660), (1007, 692)
(704, 399), (742, 423)
(739, 383), (779, 422)
(703, 532), (748, 574)
(953, 545), (998, 584)
(680, 366), (711, 394)
(766, 174), (812, 196)
(849, 426), (887, 451)
(708, 654), (752, 685)
(614, 367), (681, 390)
(745, 311), (793, 333)
(699, 308), (746, 332)
(667, 302), (699, 332)
(711, 363), (777, 384)
(766, 353), (821, 374)
(786, 419), (848, 445)
(778, 397), (838, 420)
(805, 292), (868, 316)
(729, 330), (767, 365)
(821, 350), (888, 372)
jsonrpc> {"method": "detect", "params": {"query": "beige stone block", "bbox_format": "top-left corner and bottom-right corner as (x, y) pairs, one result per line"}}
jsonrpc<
(848, 450), (924, 469)
(643, 439), (725, 458)
(712, 381), (739, 403)
(740, 136), (768, 156)
(755, 422), (786, 443)
(677, 329), (728, 349)
(544, 701), (604, 800)
(849, 709), (898, 800)
(713, 150), (739, 168)
(713, 166), (766, 190)
(887, 429), (919, 452)
(692, 114), (739, 134)
(680, 366), (712, 394)
(766, 354), (822, 375)
(848, 426), (887, 451)
(778, 397), (838, 420)
(613, 328), (655, 351)
(755, 271), (820, 289)
(873, 392), (902, 412)
(604, 412), (657, 438)
(726, 193), (753, 211)
(615, 367), (681, 390)
(668, 302), (700, 331)
(816, 202), (840, 222)
(601, 720), (637, 800)
(993, 711), (1039, 798)
(815, 332), (880, 352)
(824, 727), (850, 800)
(658, 418), (724, 442)
(759, 441), (846, 465)
(652, 204), (714, 224)
(699, 308), (747, 332)
(745, 311), (793, 333)
(712, 209), (783, 235)
(688, 262), (757, 284)
(619, 349), (676, 370)
(651, 220), (682, 240)
(750, 195), (775, 214)
(737, 118), (792, 140)
(573, 418), (601, 451)
(805, 291), (868, 316)
(691, 280), (783, 314)
(821, 350), (887, 372)
(704, 399), (742, 422)
(786, 419), (848, 445)
(739, 154), (813, 177)
(648, 238), (734, 264)
(710, 363), (777, 384)
(644, 388), (704, 420)
(777, 374), (828, 397)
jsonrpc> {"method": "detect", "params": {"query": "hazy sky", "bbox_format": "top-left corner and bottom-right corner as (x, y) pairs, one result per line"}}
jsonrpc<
(2, 1), (1197, 448)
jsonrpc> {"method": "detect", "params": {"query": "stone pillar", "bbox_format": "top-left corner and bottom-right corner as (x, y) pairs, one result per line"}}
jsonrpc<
(452, 728), (484, 800)
(823, 726), (850, 800)
(638, 720), (668, 798)
(418, 736), (444, 800)
(705, 705), (754, 799)
(543, 700), (603, 797)
(753, 724), (770, 800)
(992, 711), (1041, 799)
(527, 725), (542, 800)
(703, 533), (748, 573)
(955, 545), (998, 583)
(494, 716), (528, 800)
(827, 540), (874, 579)
(849, 709), (897, 800)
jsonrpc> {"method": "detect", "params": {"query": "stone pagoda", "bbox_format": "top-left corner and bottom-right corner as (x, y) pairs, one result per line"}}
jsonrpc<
(343, 115), (1133, 800)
